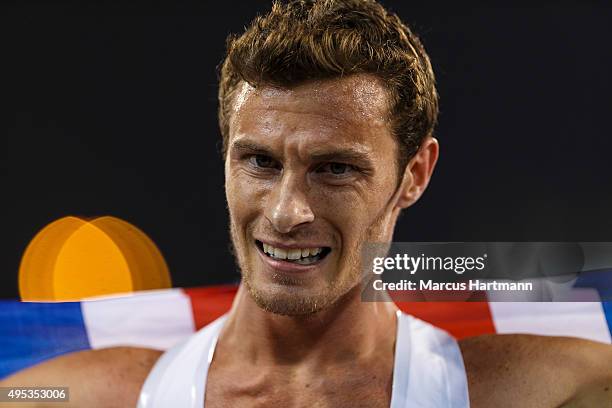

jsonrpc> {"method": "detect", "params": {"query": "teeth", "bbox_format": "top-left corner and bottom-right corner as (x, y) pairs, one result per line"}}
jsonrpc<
(287, 249), (301, 260)
(294, 257), (316, 265)
(260, 242), (324, 261)
(274, 247), (287, 259)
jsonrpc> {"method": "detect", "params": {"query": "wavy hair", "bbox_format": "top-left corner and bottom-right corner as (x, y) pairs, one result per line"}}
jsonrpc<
(218, 0), (438, 175)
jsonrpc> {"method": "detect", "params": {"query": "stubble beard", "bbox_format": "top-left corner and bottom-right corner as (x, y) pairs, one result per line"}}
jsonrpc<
(228, 195), (394, 316)
(229, 224), (363, 317)
(241, 252), (363, 316)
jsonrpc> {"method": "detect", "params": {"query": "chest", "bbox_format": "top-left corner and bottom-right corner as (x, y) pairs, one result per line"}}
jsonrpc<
(204, 361), (393, 408)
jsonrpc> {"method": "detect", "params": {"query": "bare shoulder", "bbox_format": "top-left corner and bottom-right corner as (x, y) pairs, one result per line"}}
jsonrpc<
(0, 347), (163, 408)
(459, 334), (612, 408)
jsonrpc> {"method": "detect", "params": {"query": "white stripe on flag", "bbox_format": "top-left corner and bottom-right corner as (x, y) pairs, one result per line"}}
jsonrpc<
(489, 302), (611, 344)
(82, 289), (196, 350)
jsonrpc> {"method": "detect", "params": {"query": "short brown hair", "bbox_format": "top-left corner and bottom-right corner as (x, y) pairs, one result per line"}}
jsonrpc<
(218, 0), (438, 175)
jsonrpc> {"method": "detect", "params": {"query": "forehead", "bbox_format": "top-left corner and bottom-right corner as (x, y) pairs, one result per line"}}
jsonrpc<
(228, 74), (393, 150)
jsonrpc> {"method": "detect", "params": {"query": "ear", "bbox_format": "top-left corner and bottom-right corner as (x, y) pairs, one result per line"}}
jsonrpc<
(396, 137), (439, 209)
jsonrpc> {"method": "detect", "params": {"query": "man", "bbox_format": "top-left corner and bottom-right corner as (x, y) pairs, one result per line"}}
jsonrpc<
(2, 1), (611, 407)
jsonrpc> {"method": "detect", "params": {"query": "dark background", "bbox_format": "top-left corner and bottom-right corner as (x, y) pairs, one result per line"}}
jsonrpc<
(2, 1), (611, 299)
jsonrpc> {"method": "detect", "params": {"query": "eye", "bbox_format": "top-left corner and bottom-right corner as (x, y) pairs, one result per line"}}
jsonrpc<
(316, 162), (354, 175)
(249, 154), (278, 169)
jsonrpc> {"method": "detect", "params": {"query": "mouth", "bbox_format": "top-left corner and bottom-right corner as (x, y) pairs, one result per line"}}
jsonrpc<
(255, 240), (331, 266)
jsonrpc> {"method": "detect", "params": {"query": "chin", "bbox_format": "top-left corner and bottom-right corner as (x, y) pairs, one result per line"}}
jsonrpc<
(242, 274), (348, 316)
(242, 268), (364, 316)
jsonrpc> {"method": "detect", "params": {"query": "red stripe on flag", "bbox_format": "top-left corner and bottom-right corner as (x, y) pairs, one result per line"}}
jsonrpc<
(395, 301), (496, 339)
(184, 285), (497, 338)
(183, 285), (238, 329)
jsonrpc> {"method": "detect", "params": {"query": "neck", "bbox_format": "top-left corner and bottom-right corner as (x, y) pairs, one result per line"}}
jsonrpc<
(218, 283), (398, 368)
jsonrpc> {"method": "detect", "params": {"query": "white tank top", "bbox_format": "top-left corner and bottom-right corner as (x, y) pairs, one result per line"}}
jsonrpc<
(138, 311), (470, 407)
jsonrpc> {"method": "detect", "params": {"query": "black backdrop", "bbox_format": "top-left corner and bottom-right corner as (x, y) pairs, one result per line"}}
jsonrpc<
(2, 1), (611, 299)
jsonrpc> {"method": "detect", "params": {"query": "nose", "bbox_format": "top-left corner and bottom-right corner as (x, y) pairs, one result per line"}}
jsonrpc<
(264, 171), (315, 233)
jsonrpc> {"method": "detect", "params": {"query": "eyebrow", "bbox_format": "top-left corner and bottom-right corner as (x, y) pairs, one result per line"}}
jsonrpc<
(230, 140), (375, 168)
(231, 140), (274, 156)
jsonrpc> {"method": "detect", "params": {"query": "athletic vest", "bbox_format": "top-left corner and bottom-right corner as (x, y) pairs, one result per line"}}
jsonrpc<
(138, 311), (470, 407)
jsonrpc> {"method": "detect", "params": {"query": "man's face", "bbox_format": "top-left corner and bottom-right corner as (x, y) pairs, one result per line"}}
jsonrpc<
(225, 74), (402, 315)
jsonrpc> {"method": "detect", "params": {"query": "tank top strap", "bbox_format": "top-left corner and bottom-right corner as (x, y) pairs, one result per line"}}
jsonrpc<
(390, 311), (470, 408)
(137, 315), (227, 408)
(139, 311), (468, 407)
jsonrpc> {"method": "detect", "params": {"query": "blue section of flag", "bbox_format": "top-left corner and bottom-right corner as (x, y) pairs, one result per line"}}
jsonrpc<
(602, 302), (612, 338)
(0, 301), (90, 379)
(573, 269), (612, 301)
(573, 269), (612, 336)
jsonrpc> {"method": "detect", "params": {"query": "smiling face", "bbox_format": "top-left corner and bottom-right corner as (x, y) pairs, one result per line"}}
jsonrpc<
(225, 74), (410, 316)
